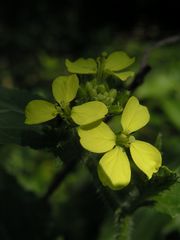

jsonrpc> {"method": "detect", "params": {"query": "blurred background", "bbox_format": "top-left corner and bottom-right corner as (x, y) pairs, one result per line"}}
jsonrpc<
(0, 0), (180, 239)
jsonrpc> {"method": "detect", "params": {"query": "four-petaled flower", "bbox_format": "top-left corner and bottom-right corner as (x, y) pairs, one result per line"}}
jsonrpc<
(77, 96), (162, 190)
(25, 74), (108, 126)
(65, 51), (135, 81)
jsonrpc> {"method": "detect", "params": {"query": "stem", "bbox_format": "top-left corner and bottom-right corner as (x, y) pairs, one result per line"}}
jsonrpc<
(114, 211), (133, 240)
(141, 35), (180, 68)
(129, 34), (180, 92)
(96, 55), (106, 82)
(128, 65), (151, 92)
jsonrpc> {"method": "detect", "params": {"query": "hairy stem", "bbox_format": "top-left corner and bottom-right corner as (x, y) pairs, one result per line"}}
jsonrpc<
(114, 210), (133, 240)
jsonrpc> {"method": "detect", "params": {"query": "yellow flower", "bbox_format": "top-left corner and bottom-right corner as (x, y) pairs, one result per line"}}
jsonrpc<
(25, 74), (108, 126)
(78, 96), (162, 190)
(65, 51), (135, 81)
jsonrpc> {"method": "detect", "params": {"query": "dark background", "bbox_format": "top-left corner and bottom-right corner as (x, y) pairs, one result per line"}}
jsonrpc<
(0, 1), (180, 240)
(0, 0), (179, 87)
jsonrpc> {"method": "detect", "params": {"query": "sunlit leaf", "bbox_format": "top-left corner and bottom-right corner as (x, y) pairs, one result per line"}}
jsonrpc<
(65, 58), (97, 74)
(130, 140), (162, 179)
(121, 96), (150, 134)
(98, 146), (131, 190)
(71, 101), (108, 125)
(52, 74), (79, 106)
(78, 122), (116, 153)
(25, 100), (58, 124)
(105, 51), (135, 71)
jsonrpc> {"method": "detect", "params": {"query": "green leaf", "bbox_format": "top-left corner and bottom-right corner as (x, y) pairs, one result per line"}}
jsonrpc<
(0, 169), (51, 240)
(25, 100), (58, 124)
(113, 71), (135, 81)
(52, 74), (79, 106)
(65, 58), (97, 74)
(105, 51), (135, 72)
(137, 166), (177, 200)
(0, 87), (47, 147)
(132, 207), (170, 240)
(162, 99), (180, 130)
(154, 168), (180, 218)
(0, 87), (36, 144)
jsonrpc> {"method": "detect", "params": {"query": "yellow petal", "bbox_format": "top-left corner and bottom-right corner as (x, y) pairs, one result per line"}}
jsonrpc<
(52, 74), (79, 106)
(130, 140), (162, 179)
(121, 96), (150, 134)
(113, 71), (135, 81)
(105, 51), (135, 71)
(71, 101), (108, 125)
(78, 122), (116, 153)
(98, 146), (131, 190)
(65, 58), (97, 74)
(25, 100), (58, 124)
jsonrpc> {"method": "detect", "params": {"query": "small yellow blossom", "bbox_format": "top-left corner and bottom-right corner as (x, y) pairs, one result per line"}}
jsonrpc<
(77, 96), (162, 190)
(25, 74), (108, 126)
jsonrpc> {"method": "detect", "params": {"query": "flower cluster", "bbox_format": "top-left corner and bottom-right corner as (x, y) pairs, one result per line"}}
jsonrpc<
(24, 51), (162, 191)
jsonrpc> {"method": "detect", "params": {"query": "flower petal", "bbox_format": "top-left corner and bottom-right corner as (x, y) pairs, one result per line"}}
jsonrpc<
(98, 146), (131, 190)
(113, 71), (135, 81)
(71, 101), (108, 125)
(121, 96), (150, 134)
(52, 74), (79, 106)
(78, 122), (116, 153)
(105, 51), (135, 72)
(65, 58), (97, 74)
(25, 100), (58, 124)
(130, 140), (162, 179)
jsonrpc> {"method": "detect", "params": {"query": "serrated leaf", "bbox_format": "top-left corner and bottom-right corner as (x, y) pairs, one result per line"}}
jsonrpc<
(65, 58), (97, 74)
(154, 168), (180, 218)
(137, 166), (177, 200)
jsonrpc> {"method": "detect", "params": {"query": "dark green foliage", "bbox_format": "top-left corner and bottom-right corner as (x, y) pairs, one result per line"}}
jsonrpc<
(0, 87), (42, 145)
(0, 169), (51, 240)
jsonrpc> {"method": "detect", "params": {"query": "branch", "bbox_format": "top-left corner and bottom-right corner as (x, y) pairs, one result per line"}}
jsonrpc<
(128, 35), (180, 92)
(141, 35), (180, 68)
(128, 65), (151, 91)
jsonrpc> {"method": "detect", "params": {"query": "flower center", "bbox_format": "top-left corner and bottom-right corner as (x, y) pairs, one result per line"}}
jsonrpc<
(116, 133), (135, 148)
